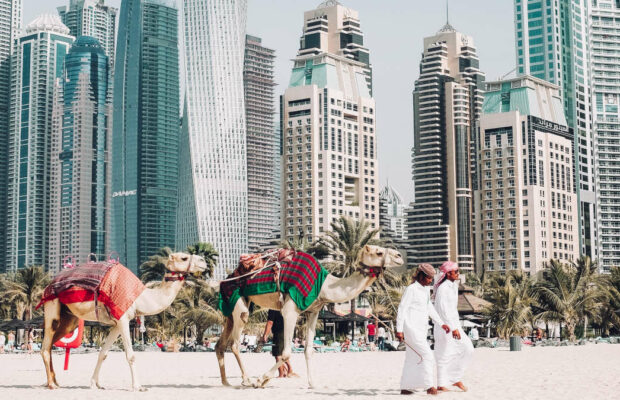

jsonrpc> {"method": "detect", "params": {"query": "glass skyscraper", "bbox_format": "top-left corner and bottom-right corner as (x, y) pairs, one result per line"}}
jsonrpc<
(178, 0), (248, 279)
(112, 0), (179, 273)
(514, 0), (597, 261)
(6, 15), (74, 271)
(407, 23), (485, 270)
(48, 36), (110, 273)
(590, 0), (620, 272)
(244, 34), (279, 252)
(0, 0), (21, 272)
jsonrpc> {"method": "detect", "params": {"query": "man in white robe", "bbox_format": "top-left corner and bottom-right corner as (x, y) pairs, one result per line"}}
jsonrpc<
(396, 264), (450, 395)
(433, 261), (474, 392)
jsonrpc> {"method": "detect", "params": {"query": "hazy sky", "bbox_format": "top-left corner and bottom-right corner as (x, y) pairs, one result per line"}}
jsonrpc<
(26, 0), (516, 203)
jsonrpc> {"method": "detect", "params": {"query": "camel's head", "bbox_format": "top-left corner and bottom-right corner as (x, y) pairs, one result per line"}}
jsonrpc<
(166, 252), (208, 277)
(358, 245), (404, 271)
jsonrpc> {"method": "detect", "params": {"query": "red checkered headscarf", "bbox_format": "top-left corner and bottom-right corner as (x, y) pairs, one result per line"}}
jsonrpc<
(433, 261), (458, 294)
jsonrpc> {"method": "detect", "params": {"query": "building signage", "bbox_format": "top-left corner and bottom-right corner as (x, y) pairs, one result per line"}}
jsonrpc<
(112, 190), (137, 198)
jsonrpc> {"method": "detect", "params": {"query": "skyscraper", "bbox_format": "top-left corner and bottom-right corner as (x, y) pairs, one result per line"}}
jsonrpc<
(57, 0), (117, 61)
(244, 34), (279, 252)
(48, 36), (110, 273)
(407, 22), (484, 270)
(514, 0), (597, 262)
(6, 15), (74, 271)
(112, 0), (179, 273)
(280, 1), (378, 244)
(475, 75), (579, 274)
(0, 0), (21, 272)
(178, 0), (248, 278)
(590, 1), (620, 272)
(379, 184), (407, 241)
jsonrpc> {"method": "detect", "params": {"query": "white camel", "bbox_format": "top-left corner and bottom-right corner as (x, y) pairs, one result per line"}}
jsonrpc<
(215, 245), (404, 389)
(41, 252), (207, 391)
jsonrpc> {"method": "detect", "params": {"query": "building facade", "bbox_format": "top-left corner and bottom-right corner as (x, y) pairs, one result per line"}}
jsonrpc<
(178, 0), (248, 278)
(379, 184), (407, 241)
(57, 0), (117, 61)
(112, 0), (179, 273)
(0, 0), (21, 272)
(48, 36), (110, 273)
(280, 2), (379, 244)
(407, 23), (484, 270)
(244, 34), (279, 252)
(475, 76), (579, 274)
(514, 0), (597, 262)
(590, 0), (620, 272)
(6, 15), (74, 271)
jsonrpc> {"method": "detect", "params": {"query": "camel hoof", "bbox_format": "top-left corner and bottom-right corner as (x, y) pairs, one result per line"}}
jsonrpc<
(133, 386), (147, 392)
(90, 381), (104, 390)
(241, 378), (252, 387)
(222, 380), (231, 387)
(46, 383), (60, 390)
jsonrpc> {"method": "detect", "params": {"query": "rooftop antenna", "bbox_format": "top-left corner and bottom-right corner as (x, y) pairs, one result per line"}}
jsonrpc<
(446, 0), (449, 25)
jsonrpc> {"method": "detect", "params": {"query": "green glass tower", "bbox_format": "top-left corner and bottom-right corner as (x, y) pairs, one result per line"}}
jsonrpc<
(514, 0), (596, 261)
(112, 0), (179, 273)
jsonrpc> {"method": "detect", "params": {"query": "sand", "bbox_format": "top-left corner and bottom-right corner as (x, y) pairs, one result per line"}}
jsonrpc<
(0, 344), (618, 399)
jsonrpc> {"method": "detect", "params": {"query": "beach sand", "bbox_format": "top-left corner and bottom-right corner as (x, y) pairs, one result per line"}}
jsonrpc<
(0, 344), (618, 399)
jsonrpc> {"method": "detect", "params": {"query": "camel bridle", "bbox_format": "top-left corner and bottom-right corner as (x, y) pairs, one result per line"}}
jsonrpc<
(164, 254), (196, 282)
(359, 250), (389, 278)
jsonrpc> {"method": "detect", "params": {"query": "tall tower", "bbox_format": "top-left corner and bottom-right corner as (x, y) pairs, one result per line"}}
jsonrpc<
(280, 1), (379, 244)
(244, 34), (279, 252)
(112, 0), (179, 273)
(6, 15), (74, 271)
(57, 0), (117, 61)
(514, 0), (596, 262)
(178, 0), (248, 278)
(590, 0), (620, 272)
(0, 0), (21, 272)
(407, 22), (485, 270)
(48, 36), (110, 273)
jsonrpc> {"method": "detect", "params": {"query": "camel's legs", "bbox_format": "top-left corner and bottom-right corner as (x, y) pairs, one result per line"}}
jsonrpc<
(216, 315), (234, 386)
(230, 301), (251, 386)
(41, 300), (61, 389)
(303, 310), (320, 389)
(90, 325), (120, 389)
(256, 300), (299, 388)
(118, 318), (145, 392)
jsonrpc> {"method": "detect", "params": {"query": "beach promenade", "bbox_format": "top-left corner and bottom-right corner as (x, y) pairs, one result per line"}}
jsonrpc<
(0, 344), (618, 399)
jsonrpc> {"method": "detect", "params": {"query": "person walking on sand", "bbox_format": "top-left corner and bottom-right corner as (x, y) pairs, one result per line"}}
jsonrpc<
(262, 310), (298, 378)
(396, 264), (450, 396)
(433, 261), (474, 392)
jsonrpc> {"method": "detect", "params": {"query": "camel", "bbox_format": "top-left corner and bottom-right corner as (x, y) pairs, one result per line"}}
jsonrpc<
(41, 252), (207, 391)
(215, 245), (404, 389)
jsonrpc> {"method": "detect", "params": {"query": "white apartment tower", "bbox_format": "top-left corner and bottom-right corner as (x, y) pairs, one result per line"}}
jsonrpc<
(281, 1), (378, 243)
(590, 0), (620, 272)
(475, 76), (579, 275)
(178, 0), (248, 278)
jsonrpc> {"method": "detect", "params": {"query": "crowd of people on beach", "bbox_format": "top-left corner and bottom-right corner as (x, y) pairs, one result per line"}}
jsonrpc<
(0, 328), (37, 354)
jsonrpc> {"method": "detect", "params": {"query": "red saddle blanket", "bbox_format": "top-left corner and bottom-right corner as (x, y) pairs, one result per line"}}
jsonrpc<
(37, 263), (145, 320)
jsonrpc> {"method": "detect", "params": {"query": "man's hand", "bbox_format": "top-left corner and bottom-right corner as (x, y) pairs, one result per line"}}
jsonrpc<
(441, 325), (450, 334)
(395, 332), (404, 342)
(261, 335), (268, 343)
(452, 329), (461, 340)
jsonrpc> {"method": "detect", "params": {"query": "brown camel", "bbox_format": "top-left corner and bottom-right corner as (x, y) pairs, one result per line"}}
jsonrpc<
(215, 245), (404, 388)
(40, 252), (207, 391)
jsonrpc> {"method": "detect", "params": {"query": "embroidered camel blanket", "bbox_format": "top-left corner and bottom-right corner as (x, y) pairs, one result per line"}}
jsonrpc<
(37, 263), (145, 320)
(218, 251), (329, 317)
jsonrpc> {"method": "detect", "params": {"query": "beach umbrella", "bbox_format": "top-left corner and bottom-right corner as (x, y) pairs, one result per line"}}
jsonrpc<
(0, 318), (27, 331)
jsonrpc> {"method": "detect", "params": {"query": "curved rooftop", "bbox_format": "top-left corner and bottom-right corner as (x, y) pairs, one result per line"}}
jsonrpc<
(379, 184), (404, 204)
(26, 14), (70, 35)
(69, 36), (105, 55)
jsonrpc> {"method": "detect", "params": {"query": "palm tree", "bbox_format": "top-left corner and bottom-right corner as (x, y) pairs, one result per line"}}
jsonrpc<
(317, 216), (381, 278)
(175, 280), (222, 344)
(595, 266), (620, 336)
(2, 266), (50, 320)
(186, 242), (218, 278)
(280, 236), (330, 260)
(139, 247), (173, 283)
(483, 271), (534, 339)
(534, 259), (606, 341)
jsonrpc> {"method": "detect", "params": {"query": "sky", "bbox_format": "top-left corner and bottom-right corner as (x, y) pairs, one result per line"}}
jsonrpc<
(26, 0), (516, 203)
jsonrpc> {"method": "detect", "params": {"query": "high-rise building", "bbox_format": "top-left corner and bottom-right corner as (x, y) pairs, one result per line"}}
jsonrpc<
(57, 0), (117, 61)
(244, 34), (279, 252)
(590, 1), (620, 272)
(6, 15), (74, 271)
(379, 184), (407, 241)
(48, 36), (110, 273)
(178, 0), (248, 278)
(475, 75), (579, 274)
(280, 1), (379, 244)
(112, 0), (179, 273)
(0, 0), (21, 272)
(407, 22), (484, 270)
(514, 0), (597, 262)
